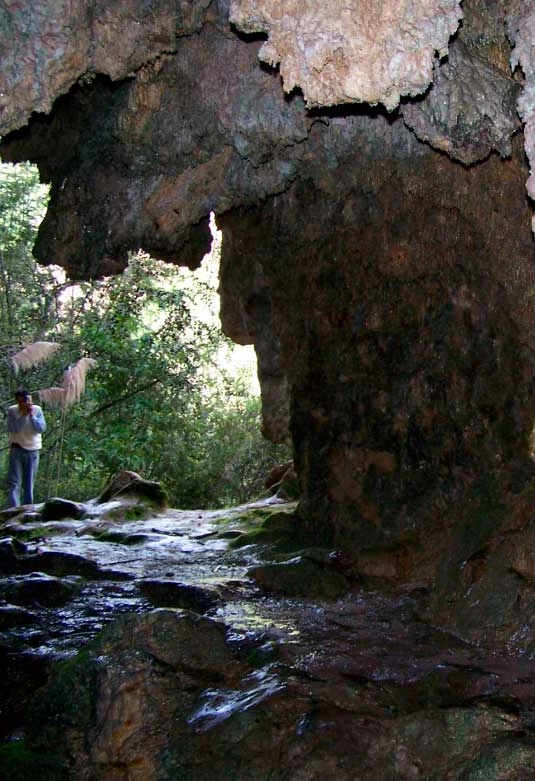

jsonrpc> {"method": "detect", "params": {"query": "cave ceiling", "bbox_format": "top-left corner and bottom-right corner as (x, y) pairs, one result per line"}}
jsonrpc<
(0, 0), (532, 278)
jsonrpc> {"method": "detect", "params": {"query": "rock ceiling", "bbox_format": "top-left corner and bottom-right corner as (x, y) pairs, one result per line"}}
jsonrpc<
(229, 0), (463, 110)
(0, 1), (532, 274)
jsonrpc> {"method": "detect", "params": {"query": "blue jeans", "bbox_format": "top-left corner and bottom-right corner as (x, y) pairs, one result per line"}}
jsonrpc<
(7, 446), (40, 507)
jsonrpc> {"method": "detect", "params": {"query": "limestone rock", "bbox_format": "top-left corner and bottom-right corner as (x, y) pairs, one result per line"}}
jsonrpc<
(263, 460), (298, 499)
(138, 580), (222, 613)
(1, 20), (310, 279)
(22, 602), (535, 780)
(264, 460), (295, 490)
(0, 604), (38, 629)
(0, 572), (83, 608)
(0, 0), (212, 136)
(230, 0), (463, 110)
(100, 609), (237, 674)
(18, 550), (102, 578)
(3, 0), (535, 624)
(248, 555), (349, 598)
(0, 538), (28, 574)
(507, 0), (535, 207)
(26, 610), (243, 779)
(402, 39), (520, 164)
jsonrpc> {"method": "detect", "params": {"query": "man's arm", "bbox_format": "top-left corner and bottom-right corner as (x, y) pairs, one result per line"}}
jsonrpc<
(6, 407), (18, 434)
(29, 406), (46, 434)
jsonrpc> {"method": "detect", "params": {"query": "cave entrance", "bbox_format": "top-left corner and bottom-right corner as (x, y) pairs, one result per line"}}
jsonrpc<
(0, 168), (286, 510)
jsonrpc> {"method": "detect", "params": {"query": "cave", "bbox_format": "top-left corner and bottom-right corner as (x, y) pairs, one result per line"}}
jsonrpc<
(4, 0), (535, 777)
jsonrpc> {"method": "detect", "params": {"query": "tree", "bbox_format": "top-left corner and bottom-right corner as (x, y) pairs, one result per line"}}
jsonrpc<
(0, 163), (60, 387)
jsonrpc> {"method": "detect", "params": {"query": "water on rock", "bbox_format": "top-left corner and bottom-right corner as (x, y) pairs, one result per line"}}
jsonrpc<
(2, 492), (535, 778)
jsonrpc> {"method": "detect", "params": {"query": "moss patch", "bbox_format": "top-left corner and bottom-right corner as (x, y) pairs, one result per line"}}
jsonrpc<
(9, 525), (54, 542)
(228, 510), (299, 552)
(104, 502), (153, 523)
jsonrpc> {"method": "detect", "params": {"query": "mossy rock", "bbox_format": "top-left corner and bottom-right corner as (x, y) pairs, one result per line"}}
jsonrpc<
(217, 529), (244, 540)
(97, 470), (167, 507)
(271, 546), (338, 564)
(6, 524), (52, 542)
(25, 650), (100, 754)
(41, 498), (85, 522)
(229, 525), (298, 552)
(261, 510), (297, 529)
(275, 472), (300, 500)
(103, 502), (154, 523)
(229, 508), (299, 550)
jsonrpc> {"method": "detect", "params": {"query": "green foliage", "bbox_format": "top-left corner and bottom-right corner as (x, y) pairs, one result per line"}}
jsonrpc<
(0, 740), (66, 781)
(0, 162), (291, 508)
(0, 163), (58, 372)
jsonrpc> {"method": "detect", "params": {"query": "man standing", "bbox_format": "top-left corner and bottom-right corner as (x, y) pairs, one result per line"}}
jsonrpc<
(6, 388), (46, 507)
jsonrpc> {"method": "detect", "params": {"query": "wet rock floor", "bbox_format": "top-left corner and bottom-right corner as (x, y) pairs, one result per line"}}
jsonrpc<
(0, 497), (279, 660)
(2, 495), (535, 777)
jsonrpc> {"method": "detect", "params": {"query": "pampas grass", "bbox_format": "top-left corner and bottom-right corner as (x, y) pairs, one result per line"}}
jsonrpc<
(38, 387), (67, 407)
(38, 357), (97, 409)
(12, 341), (61, 374)
(61, 357), (97, 407)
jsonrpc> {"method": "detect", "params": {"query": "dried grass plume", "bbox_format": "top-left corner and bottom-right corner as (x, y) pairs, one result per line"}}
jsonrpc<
(12, 342), (61, 374)
(38, 357), (97, 409)
(38, 387), (67, 407)
(61, 357), (97, 407)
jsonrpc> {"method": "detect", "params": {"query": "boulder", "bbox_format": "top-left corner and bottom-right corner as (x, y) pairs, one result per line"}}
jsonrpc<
(97, 470), (167, 507)
(0, 572), (83, 608)
(25, 610), (244, 778)
(17, 550), (101, 578)
(41, 497), (85, 521)
(0, 604), (38, 629)
(248, 555), (349, 599)
(264, 460), (294, 490)
(0, 537), (28, 575)
(139, 580), (222, 613)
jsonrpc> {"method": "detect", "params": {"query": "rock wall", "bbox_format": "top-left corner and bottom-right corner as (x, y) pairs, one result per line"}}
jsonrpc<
(220, 125), (535, 546)
(2, 0), (535, 555)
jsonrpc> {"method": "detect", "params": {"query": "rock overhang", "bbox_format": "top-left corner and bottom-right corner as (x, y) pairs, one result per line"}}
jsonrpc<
(229, 0), (464, 111)
(0, 0), (530, 278)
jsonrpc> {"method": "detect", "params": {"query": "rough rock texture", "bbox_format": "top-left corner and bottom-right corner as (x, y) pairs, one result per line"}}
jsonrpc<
(1, 19), (310, 279)
(220, 123), (535, 545)
(230, 0), (463, 110)
(508, 0), (535, 208)
(401, 38), (520, 163)
(21, 605), (535, 780)
(0, 0), (212, 136)
(97, 469), (167, 505)
(26, 610), (242, 780)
